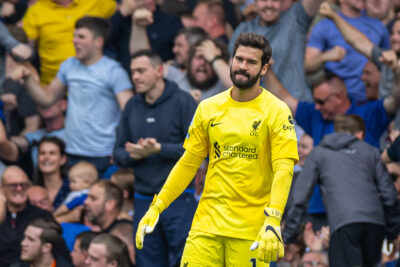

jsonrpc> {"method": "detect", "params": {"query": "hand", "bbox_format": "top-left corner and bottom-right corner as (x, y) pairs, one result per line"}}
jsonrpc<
(136, 196), (165, 249)
(323, 46), (346, 62)
(133, 8), (154, 27)
(1, 1), (15, 17)
(251, 207), (284, 262)
(319, 2), (335, 18)
(190, 89), (202, 103)
(303, 222), (323, 251)
(11, 44), (32, 62)
(196, 40), (222, 63)
(125, 138), (161, 159)
(119, 0), (145, 16)
(1, 93), (17, 111)
(379, 50), (399, 70)
(10, 65), (31, 82)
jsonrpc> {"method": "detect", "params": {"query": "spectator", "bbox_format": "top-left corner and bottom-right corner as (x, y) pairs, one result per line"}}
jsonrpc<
(305, 0), (390, 103)
(71, 231), (97, 267)
(110, 169), (134, 221)
(365, 0), (395, 27)
(229, 0), (323, 101)
(0, 166), (52, 266)
(0, 20), (31, 86)
(362, 61), (380, 101)
(299, 250), (329, 267)
(14, 16), (134, 176)
(110, 223), (135, 266)
(27, 185), (53, 213)
(12, 99), (66, 169)
(84, 180), (130, 233)
(86, 233), (133, 267)
(113, 50), (197, 266)
(22, 0), (116, 85)
(318, 2), (399, 99)
(284, 114), (397, 267)
(11, 217), (73, 267)
(192, 0), (229, 43)
(35, 136), (69, 210)
(165, 37), (231, 102)
(54, 161), (98, 222)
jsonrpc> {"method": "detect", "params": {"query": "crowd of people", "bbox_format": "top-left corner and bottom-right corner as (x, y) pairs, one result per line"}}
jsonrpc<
(0, 0), (398, 266)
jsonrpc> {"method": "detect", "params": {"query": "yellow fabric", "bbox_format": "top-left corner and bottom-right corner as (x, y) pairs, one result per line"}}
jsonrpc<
(135, 196), (165, 249)
(184, 88), (298, 240)
(157, 150), (204, 208)
(270, 158), (294, 213)
(181, 230), (270, 267)
(22, 0), (116, 85)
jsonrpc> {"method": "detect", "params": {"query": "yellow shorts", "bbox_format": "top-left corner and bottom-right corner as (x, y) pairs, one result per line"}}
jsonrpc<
(180, 230), (270, 267)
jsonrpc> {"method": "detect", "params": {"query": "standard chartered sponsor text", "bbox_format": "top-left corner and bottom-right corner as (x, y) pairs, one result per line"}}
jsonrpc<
(223, 145), (258, 159)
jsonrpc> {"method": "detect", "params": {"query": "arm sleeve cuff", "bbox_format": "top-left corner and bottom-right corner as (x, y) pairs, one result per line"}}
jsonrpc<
(269, 158), (295, 213)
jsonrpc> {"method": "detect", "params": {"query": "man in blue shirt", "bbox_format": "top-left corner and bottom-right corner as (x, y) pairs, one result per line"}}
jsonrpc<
(11, 16), (133, 176)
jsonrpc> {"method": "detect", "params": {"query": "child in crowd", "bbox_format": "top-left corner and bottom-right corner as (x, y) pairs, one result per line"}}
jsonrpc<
(54, 161), (98, 220)
(110, 168), (134, 221)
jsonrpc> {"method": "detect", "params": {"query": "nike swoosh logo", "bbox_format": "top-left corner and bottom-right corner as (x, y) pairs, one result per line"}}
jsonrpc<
(211, 122), (222, 127)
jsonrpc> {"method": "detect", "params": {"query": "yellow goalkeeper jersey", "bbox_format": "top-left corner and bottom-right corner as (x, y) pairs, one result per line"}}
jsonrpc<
(184, 87), (298, 240)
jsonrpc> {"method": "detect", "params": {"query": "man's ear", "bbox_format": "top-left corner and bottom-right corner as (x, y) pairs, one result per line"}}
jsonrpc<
(260, 63), (269, 76)
(105, 199), (116, 211)
(42, 242), (52, 254)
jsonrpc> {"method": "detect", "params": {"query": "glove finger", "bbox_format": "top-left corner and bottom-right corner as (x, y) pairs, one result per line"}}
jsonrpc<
(135, 224), (146, 249)
(278, 240), (285, 259)
(257, 240), (266, 262)
(265, 239), (272, 263)
(270, 239), (278, 262)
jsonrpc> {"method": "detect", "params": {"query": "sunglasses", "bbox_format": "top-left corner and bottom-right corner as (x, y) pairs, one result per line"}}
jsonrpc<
(314, 93), (336, 106)
(3, 182), (30, 191)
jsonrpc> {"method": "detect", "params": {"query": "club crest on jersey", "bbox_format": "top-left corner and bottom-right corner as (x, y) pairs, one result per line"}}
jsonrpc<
(250, 120), (261, 136)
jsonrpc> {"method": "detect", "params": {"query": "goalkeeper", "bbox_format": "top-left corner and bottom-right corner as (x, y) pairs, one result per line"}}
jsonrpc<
(136, 32), (298, 266)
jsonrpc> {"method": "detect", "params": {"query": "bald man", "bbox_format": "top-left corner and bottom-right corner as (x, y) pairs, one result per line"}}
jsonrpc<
(28, 185), (54, 213)
(0, 166), (52, 266)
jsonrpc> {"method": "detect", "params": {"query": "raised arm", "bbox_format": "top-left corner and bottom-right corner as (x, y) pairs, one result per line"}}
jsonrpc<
(11, 65), (66, 108)
(264, 70), (299, 116)
(305, 46), (346, 73)
(319, 2), (374, 58)
(383, 60), (400, 116)
(129, 8), (152, 56)
(302, 0), (323, 17)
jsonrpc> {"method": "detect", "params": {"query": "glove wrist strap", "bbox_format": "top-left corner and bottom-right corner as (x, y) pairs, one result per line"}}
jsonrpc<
(264, 207), (281, 227)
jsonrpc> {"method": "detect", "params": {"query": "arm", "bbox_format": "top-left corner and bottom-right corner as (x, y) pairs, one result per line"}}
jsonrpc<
(374, 150), (397, 206)
(264, 70), (299, 116)
(302, 0), (323, 17)
(116, 89), (133, 110)
(383, 65), (400, 117)
(19, 115), (41, 136)
(304, 46), (346, 73)
(11, 65), (66, 108)
(135, 150), (204, 249)
(129, 8), (152, 55)
(54, 204), (69, 217)
(0, 120), (19, 162)
(318, 2), (373, 58)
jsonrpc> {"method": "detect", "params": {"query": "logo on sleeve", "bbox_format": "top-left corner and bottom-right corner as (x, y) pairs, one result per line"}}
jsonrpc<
(250, 120), (261, 136)
(283, 115), (294, 131)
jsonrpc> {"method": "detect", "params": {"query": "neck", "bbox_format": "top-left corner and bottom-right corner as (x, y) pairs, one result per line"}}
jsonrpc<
(8, 202), (26, 213)
(55, 0), (73, 7)
(231, 85), (262, 102)
(99, 212), (119, 230)
(30, 253), (54, 267)
(209, 26), (226, 39)
(338, 98), (352, 115)
(43, 172), (63, 189)
(45, 117), (65, 132)
(341, 6), (362, 18)
(145, 79), (165, 104)
(81, 53), (102, 66)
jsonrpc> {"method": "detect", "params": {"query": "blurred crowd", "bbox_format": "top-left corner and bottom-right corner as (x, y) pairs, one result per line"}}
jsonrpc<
(0, 0), (399, 266)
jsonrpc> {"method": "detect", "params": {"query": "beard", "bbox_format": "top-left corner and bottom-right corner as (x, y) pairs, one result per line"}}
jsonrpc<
(187, 67), (219, 90)
(230, 66), (261, 90)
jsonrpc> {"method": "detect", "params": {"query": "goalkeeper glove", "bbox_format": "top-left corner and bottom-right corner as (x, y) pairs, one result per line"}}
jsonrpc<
(250, 207), (284, 262)
(135, 195), (166, 249)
